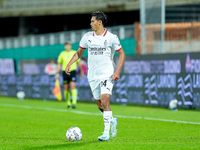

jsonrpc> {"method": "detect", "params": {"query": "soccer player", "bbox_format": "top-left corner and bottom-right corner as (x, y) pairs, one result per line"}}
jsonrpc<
(56, 41), (84, 109)
(65, 11), (126, 141)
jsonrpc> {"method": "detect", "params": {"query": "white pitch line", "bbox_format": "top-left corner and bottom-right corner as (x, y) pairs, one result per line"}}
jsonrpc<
(1, 103), (200, 125)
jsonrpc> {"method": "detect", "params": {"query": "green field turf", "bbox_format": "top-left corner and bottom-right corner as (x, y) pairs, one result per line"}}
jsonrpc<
(0, 97), (200, 150)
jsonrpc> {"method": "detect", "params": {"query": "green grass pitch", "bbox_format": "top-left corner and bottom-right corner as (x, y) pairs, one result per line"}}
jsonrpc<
(0, 97), (200, 150)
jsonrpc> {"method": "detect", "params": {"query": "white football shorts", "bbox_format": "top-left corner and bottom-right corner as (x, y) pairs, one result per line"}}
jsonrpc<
(89, 78), (114, 100)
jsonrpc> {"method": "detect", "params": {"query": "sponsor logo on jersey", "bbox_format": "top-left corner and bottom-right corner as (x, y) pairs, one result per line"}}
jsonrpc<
(88, 47), (106, 55)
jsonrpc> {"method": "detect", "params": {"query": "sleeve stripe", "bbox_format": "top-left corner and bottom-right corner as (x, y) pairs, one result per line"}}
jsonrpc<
(79, 46), (87, 49)
(116, 47), (122, 51)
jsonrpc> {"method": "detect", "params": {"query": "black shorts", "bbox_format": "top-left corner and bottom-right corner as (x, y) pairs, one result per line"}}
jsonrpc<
(62, 70), (77, 84)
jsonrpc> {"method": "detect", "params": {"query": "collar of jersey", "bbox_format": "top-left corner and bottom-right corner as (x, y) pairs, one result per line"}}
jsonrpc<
(93, 29), (107, 37)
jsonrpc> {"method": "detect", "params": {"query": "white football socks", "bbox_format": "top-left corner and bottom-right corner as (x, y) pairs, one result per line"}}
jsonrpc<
(103, 111), (113, 135)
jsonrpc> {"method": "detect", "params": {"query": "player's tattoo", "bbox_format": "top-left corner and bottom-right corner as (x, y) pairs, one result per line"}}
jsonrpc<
(73, 52), (81, 59)
(72, 53), (77, 58)
(72, 52), (79, 60)
(77, 52), (81, 58)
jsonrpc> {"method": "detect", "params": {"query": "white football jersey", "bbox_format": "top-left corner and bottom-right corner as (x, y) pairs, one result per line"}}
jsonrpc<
(79, 29), (122, 81)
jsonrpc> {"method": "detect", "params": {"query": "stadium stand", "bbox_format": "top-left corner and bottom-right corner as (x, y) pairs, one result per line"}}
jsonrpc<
(0, 0), (139, 17)
(1, 0), (199, 17)
(0, 25), (134, 49)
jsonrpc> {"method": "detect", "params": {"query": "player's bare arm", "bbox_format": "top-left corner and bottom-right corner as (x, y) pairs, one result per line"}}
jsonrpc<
(65, 47), (85, 75)
(112, 48), (126, 81)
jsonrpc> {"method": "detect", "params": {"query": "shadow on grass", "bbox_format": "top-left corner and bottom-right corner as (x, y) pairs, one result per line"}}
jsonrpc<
(27, 139), (99, 150)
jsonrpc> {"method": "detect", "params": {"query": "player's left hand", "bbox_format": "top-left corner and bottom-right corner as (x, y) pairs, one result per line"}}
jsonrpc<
(112, 71), (120, 81)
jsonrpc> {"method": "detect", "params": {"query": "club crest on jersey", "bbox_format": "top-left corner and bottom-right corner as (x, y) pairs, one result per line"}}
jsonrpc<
(104, 40), (107, 47)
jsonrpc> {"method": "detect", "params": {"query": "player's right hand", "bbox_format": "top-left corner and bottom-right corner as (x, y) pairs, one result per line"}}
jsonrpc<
(65, 65), (71, 75)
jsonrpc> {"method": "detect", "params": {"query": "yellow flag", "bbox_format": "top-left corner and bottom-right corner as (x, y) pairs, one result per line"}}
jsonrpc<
(52, 79), (62, 101)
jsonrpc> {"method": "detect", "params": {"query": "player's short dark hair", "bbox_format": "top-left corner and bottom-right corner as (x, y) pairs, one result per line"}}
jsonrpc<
(91, 11), (108, 26)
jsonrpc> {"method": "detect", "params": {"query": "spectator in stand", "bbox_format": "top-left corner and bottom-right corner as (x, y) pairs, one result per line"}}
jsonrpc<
(44, 59), (57, 75)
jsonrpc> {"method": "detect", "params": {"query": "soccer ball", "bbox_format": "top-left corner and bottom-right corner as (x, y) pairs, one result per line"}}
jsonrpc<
(66, 127), (82, 141)
(16, 91), (25, 100)
(169, 99), (178, 111)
